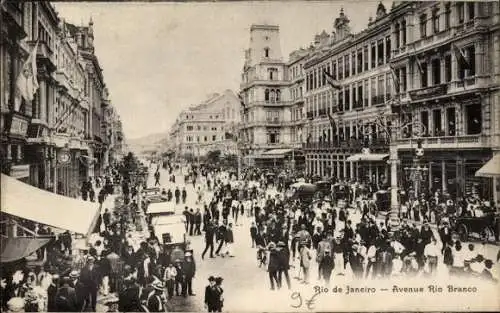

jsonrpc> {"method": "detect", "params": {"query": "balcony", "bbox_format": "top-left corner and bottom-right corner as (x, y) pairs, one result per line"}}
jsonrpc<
(292, 96), (304, 104)
(353, 100), (364, 111)
(252, 101), (292, 107)
(265, 118), (283, 125)
(30, 41), (56, 72)
(396, 134), (488, 150)
(306, 112), (314, 120)
(408, 83), (448, 101)
(371, 95), (385, 106)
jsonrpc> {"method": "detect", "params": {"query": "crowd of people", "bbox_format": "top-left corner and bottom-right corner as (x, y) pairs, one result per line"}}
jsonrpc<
(1, 158), (499, 313)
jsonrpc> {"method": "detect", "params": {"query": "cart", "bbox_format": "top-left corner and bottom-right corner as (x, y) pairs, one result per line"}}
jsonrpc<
(452, 212), (500, 242)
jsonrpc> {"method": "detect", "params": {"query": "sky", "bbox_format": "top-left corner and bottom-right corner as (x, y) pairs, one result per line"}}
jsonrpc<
(54, 1), (391, 140)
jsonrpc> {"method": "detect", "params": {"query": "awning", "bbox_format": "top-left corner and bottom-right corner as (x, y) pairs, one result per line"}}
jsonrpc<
(1, 174), (100, 235)
(476, 154), (500, 177)
(346, 153), (389, 162)
(257, 148), (293, 159)
(1, 237), (51, 263)
(146, 202), (176, 215)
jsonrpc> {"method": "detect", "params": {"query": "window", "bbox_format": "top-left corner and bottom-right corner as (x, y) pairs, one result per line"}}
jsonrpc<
(446, 107), (456, 136)
(357, 49), (363, 74)
(363, 46), (369, 71)
(338, 57), (344, 80)
(431, 58), (441, 85)
(377, 40), (384, 65)
(187, 125), (193, 131)
(432, 109), (442, 136)
(421, 111), (429, 136)
(265, 89), (269, 102)
(420, 14), (427, 38)
(445, 54), (452, 82)
(401, 20), (407, 45)
(204, 136), (207, 142)
(385, 36), (391, 63)
(444, 4), (451, 29)
(467, 2), (475, 20)
(395, 23), (400, 49)
(212, 135), (216, 141)
(371, 43), (376, 68)
(313, 70), (317, 88)
(432, 9), (440, 33)
(351, 52), (356, 75)
(344, 89), (350, 110)
(264, 47), (270, 58)
(344, 55), (350, 78)
(457, 2), (464, 24)
(421, 62), (428, 88)
(338, 90), (344, 111)
(400, 67), (407, 92)
(364, 80), (369, 106)
(465, 45), (476, 76)
(465, 104), (481, 134)
(332, 62), (337, 80)
(268, 68), (277, 80)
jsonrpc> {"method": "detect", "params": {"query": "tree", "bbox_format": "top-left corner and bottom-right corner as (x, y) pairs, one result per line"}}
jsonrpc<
(119, 152), (139, 179)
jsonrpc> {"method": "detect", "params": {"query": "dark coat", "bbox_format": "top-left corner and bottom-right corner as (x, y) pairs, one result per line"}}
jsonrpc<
(182, 259), (196, 278)
(80, 265), (101, 290)
(55, 285), (78, 312)
(119, 285), (141, 312)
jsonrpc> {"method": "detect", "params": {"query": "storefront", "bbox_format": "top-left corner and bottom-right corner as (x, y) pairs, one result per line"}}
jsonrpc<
(398, 149), (493, 200)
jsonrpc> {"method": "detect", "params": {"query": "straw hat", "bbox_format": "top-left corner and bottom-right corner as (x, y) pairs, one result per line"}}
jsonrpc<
(7, 297), (25, 312)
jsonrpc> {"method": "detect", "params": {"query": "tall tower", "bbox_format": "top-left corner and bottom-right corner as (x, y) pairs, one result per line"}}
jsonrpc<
(240, 24), (292, 168)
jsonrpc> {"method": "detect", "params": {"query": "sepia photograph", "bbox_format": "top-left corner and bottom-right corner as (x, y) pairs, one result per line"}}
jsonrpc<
(1, 0), (500, 311)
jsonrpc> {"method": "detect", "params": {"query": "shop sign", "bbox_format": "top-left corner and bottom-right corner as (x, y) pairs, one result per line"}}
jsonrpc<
(11, 164), (30, 179)
(10, 115), (29, 137)
(409, 84), (447, 101)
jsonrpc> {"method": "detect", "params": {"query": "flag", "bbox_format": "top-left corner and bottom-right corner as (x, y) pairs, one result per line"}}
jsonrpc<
(14, 41), (39, 111)
(327, 110), (336, 133)
(412, 49), (424, 75)
(389, 63), (400, 93)
(323, 69), (342, 90)
(452, 43), (470, 70)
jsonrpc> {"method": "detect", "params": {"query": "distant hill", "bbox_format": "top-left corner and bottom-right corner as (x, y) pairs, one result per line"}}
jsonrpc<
(127, 132), (167, 155)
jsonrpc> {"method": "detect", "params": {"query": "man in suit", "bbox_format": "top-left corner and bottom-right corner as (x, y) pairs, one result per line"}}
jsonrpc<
(55, 277), (78, 312)
(118, 278), (141, 312)
(69, 270), (86, 311)
(202, 221), (216, 260)
(80, 256), (101, 311)
(204, 276), (217, 312)
(183, 252), (196, 296)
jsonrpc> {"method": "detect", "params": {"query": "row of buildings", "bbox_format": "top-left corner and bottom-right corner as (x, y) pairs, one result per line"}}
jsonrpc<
(238, 1), (500, 204)
(1, 2), (125, 197)
(166, 90), (241, 161)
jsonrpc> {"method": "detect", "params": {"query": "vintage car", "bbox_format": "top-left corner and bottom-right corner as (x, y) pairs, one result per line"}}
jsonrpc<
(142, 187), (168, 204)
(314, 180), (332, 199)
(152, 215), (191, 266)
(451, 211), (500, 242)
(287, 182), (318, 204)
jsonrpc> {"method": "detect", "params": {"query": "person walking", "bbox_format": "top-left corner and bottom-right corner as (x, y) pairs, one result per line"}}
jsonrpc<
(299, 244), (312, 284)
(80, 257), (101, 311)
(204, 277), (217, 312)
(202, 222), (216, 260)
(194, 208), (202, 235)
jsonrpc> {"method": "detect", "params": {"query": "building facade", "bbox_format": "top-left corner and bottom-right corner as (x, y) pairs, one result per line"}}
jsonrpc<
(1, 2), (123, 197)
(389, 1), (500, 204)
(299, 1), (500, 204)
(239, 25), (300, 168)
(303, 5), (393, 187)
(171, 90), (241, 160)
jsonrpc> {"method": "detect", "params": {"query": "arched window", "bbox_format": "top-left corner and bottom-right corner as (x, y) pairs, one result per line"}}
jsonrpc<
(270, 90), (276, 102)
(265, 89), (270, 102)
(276, 89), (281, 102)
(264, 47), (270, 58)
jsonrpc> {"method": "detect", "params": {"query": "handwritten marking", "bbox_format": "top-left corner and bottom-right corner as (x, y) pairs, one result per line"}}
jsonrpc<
(290, 291), (321, 310)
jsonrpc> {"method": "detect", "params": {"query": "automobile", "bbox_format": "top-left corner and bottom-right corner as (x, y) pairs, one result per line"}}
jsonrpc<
(451, 211), (500, 242)
(142, 187), (168, 204)
(152, 214), (191, 267)
(287, 182), (317, 204)
(314, 180), (332, 199)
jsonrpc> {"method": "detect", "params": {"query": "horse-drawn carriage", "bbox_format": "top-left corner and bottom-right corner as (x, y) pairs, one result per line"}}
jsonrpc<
(450, 211), (500, 242)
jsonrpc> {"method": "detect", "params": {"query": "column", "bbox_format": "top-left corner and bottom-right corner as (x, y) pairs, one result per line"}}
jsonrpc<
(337, 159), (341, 179)
(375, 41), (378, 68)
(390, 143), (399, 210)
(427, 61), (432, 86)
(343, 159), (348, 179)
(39, 80), (46, 121)
(428, 161), (433, 193)
(369, 162), (373, 183)
(350, 161), (354, 180)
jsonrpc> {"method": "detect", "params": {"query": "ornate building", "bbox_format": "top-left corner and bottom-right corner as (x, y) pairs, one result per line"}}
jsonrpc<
(239, 25), (302, 168)
(390, 1), (500, 204)
(1, 2), (123, 197)
(303, 5), (393, 187)
(171, 90), (241, 160)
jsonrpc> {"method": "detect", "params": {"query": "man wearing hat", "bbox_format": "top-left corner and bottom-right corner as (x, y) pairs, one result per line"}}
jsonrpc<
(277, 241), (291, 289)
(55, 277), (78, 312)
(182, 252), (196, 297)
(146, 281), (165, 312)
(69, 270), (86, 311)
(119, 278), (141, 312)
(80, 256), (101, 311)
(204, 276), (217, 312)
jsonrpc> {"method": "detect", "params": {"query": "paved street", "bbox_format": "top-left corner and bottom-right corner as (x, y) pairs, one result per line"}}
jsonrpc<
(145, 165), (500, 312)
